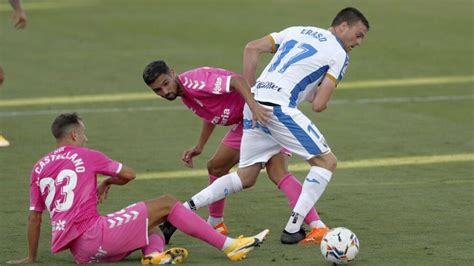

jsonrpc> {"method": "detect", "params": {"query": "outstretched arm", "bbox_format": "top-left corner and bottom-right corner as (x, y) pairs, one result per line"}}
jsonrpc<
(6, 211), (42, 264)
(182, 121), (216, 168)
(243, 35), (274, 86)
(9, 0), (27, 29)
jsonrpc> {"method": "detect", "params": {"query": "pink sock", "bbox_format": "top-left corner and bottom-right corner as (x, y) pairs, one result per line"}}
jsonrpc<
(142, 233), (165, 255)
(277, 174), (320, 224)
(167, 202), (226, 250)
(208, 175), (226, 219)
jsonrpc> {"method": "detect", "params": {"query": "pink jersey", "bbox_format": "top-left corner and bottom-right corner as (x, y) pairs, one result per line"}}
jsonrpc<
(29, 145), (122, 253)
(178, 67), (245, 126)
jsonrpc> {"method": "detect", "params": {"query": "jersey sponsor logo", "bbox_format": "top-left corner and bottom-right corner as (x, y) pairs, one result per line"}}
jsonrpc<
(210, 108), (231, 125)
(213, 77), (223, 94)
(255, 81), (283, 92)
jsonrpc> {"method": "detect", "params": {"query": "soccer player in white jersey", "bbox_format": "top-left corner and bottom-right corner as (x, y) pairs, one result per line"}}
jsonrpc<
(182, 7), (369, 245)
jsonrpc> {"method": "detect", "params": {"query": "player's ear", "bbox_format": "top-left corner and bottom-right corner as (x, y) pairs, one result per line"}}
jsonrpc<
(70, 128), (78, 141)
(169, 69), (176, 78)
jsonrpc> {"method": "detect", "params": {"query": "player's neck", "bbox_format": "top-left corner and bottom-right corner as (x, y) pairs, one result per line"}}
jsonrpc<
(176, 78), (184, 96)
(56, 139), (78, 148)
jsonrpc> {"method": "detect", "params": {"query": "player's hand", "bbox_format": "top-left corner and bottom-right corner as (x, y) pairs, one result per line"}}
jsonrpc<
(249, 102), (272, 128)
(97, 180), (111, 204)
(12, 10), (27, 29)
(181, 146), (203, 168)
(6, 257), (34, 264)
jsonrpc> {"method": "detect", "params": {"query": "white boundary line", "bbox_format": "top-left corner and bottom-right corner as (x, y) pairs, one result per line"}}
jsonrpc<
(1, 95), (472, 117)
(133, 153), (474, 180)
(0, 75), (472, 108)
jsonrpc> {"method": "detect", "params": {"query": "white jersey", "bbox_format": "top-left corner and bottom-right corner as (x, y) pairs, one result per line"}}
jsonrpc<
(253, 26), (349, 108)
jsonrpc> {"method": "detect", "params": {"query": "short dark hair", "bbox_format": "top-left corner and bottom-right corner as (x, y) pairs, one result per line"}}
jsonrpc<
(143, 60), (170, 85)
(331, 7), (370, 30)
(51, 112), (83, 139)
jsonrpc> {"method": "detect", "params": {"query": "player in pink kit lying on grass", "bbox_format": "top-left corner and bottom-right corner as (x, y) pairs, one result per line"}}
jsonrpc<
(6, 112), (269, 265)
(143, 61), (326, 244)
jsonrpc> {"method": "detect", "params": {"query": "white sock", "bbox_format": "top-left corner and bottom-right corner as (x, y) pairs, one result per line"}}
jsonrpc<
(285, 166), (332, 232)
(190, 172), (243, 210)
(183, 201), (191, 210)
(207, 216), (224, 227)
(310, 220), (327, 229)
(221, 237), (234, 251)
(284, 212), (305, 233)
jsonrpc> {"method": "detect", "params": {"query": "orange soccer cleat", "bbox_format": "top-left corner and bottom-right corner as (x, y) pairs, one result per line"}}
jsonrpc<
(214, 221), (228, 235)
(298, 226), (330, 245)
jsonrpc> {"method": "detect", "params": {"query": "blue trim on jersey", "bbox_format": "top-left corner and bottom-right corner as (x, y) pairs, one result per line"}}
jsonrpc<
(332, 33), (346, 51)
(338, 55), (350, 81)
(273, 107), (321, 155)
(243, 119), (272, 135)
(288, 65), (329, 108)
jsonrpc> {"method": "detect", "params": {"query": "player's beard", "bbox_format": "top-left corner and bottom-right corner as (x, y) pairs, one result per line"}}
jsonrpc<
(165, 93), (177, 101)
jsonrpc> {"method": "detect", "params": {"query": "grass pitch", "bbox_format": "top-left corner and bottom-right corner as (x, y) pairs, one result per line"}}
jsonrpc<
(0, 0), (473, 265)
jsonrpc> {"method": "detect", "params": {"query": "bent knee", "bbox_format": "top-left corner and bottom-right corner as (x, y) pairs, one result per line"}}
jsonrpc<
(241, 176), (257, 189)
(158, 194), (179, 207)
(207, 161), (232, 177)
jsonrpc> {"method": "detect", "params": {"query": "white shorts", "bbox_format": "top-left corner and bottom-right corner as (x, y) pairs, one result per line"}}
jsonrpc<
(239, 104), (330, 168)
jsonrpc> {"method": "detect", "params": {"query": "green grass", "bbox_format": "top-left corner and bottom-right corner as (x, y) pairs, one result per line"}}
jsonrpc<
(0, 0), (473, 265)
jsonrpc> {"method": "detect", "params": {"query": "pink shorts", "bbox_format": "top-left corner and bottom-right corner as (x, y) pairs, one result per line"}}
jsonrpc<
(221, 122), (243, 150)
(69, 202), (149, 264)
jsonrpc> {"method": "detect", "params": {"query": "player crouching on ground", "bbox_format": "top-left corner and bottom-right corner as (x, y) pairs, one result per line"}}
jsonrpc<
(6, 112), (269, 265)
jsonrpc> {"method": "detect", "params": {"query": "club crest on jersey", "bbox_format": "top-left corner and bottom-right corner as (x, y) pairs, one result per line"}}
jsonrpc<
(52, 219), (66, 232)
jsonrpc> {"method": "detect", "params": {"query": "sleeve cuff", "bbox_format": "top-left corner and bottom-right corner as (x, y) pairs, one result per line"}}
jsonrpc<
(326, 73), (338, 86)
(115, 163), (123, 175)
(268, 35), (277, 53)
(225, 76), (232, 93)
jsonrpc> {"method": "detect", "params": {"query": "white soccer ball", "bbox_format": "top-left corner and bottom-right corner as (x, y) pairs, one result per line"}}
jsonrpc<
(320, 227), (360, 264)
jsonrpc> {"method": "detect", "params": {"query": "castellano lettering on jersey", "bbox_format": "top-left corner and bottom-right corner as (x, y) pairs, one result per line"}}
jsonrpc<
(178, 67), (245, 126)
(29, 145), (122, 253)
(253, 26), (349, 108)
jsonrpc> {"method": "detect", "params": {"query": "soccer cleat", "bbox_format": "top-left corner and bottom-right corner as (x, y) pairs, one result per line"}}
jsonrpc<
(280, 227), (306, 244)
(141, 248), (188, 265)
(0, 134), (10, 147)
(159, 221), (177, 244)
(224, 229), (270, 261)
(298, 226), (330, 245)
(214, 221), (228, 235)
